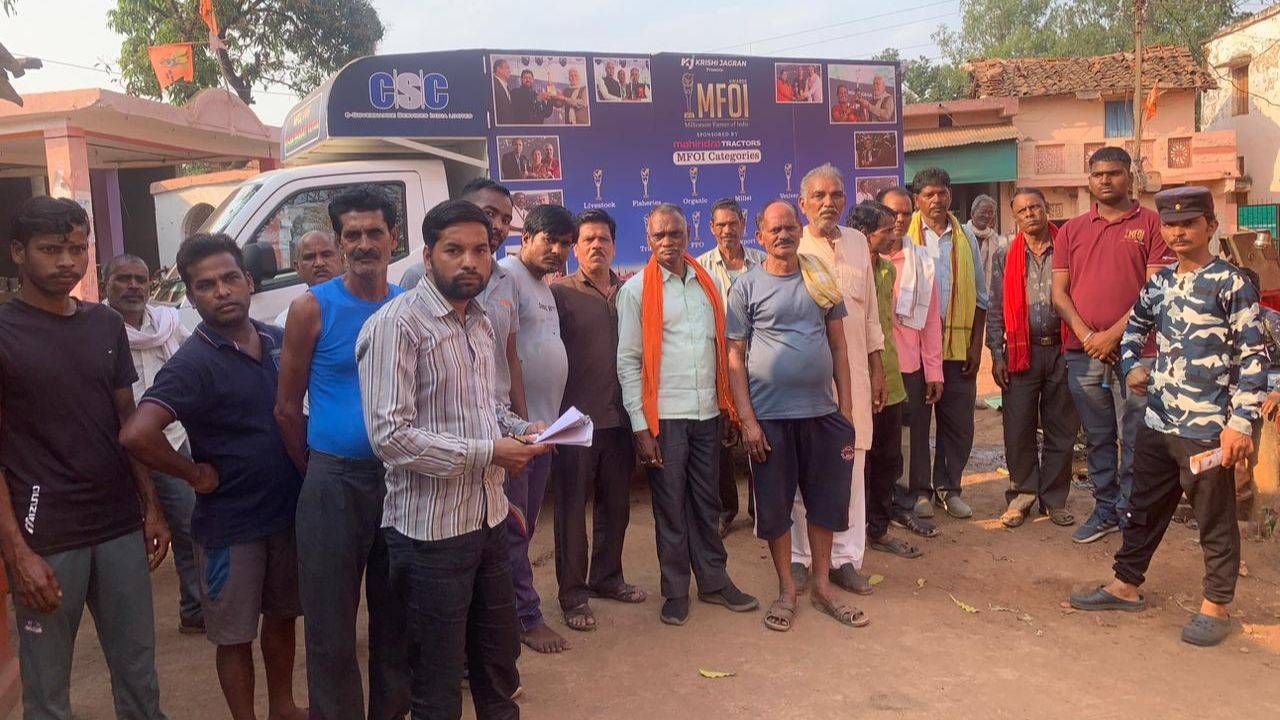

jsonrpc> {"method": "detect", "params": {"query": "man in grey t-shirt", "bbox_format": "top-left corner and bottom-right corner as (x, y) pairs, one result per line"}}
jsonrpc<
(498, 204), (573, 653)
(726, 200), (865, 631)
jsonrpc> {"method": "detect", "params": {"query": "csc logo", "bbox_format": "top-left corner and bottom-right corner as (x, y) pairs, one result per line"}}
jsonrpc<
(369, 70), (449, 111)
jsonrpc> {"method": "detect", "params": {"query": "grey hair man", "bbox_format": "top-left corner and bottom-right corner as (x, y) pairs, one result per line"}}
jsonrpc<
(964, 194), (1004, 294)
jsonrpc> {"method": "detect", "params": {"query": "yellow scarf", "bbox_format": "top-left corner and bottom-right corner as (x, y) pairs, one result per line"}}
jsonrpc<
(906, 211), (976, 360)
(798, 253), (843, 309)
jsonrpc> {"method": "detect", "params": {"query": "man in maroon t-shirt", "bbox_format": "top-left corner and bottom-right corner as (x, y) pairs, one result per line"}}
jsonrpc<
(1051, 147), (1175, 544)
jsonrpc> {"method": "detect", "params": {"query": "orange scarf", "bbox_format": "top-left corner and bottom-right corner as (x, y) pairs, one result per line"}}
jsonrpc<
(640, 253), (737, 436)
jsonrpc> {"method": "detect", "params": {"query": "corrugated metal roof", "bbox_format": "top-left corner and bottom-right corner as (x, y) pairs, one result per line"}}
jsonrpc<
(904, 124), (1020, 152)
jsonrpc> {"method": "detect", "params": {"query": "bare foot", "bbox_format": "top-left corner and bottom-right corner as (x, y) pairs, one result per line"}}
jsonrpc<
(521, 622), (571, 653)
(1102, 579), (1141, 602)
(1200, 598), (1229, 619)
(267, 706), (308, 720)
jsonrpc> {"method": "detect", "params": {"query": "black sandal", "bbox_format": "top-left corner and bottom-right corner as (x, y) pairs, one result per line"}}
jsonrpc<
(891, 512), (940, 538)
(563, 603), (597, 632)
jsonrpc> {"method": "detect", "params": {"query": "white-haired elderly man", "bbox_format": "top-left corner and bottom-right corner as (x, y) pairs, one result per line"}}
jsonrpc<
(789, 163), (886, 599)
(964, 193), (1005, 295)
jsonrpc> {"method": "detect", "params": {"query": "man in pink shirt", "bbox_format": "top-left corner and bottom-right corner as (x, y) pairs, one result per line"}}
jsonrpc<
(876, 186), (944, 538)
(1051, 147), (1175, 545)
(789, 164), (886, 596)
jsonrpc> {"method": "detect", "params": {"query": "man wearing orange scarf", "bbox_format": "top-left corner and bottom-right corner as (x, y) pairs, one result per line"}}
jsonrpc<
(616, 204), (759, 626)
(986, 188), (1080, 529)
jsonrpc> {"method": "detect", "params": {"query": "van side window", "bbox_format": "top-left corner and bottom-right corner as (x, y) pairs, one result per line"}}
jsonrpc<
(248, 182), (409, 292)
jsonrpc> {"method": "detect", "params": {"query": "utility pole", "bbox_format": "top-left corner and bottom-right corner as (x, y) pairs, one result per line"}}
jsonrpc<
(1132, 0), (1148, 191)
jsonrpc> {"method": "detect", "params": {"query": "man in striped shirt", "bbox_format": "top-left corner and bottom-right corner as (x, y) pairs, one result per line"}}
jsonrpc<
(357, 199), (549, 719)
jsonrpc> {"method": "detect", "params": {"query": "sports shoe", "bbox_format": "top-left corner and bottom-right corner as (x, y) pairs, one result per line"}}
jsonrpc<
(697, 582), (759, 612)
(934, 490), (972, 519)
(1071, 515), (1119, 544)
(912, 495), (935, 519)
(178, 615), (206, 635)
(660, 597), (690, 625)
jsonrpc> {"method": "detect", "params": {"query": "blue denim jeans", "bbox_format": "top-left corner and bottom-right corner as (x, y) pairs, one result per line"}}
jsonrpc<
(1064, 351), (1150, 526)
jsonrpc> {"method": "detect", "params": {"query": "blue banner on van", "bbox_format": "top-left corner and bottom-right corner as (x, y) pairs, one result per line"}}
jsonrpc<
(282, 49), (905, 269)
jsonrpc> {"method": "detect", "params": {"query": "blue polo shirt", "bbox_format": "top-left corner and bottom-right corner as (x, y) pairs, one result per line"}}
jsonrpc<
(142, 320), (302, 548)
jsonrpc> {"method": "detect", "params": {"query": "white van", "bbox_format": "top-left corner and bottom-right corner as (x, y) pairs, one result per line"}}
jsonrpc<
(153, 158), (459, 327)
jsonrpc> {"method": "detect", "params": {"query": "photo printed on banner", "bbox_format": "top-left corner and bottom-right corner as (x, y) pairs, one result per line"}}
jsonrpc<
(491, 54), (591, 126)
(774, 62), (823, 104)
(828, 64), (897, 124)
(855, 175), (900, 204)
(511, 189), (566, 238)
(594, 57), (652, 103)
(854, 130), (899, 169)
(497, 136), (564, 182)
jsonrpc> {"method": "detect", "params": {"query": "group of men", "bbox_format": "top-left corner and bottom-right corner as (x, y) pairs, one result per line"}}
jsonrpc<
(774, 65), (822, 103)
(492, 59), (591, 126)
(597, 60), (649, 102)
(0, 145), (1265, 720)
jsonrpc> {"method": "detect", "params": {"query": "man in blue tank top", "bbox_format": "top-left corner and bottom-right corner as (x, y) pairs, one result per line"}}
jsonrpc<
(275, 185), (409, 720)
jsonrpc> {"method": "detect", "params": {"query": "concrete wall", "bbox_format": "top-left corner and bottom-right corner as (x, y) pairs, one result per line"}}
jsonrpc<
(153, 181), (244, 267)
(1203, 11), (1280, 205)
(1015, 92), (1197, 143)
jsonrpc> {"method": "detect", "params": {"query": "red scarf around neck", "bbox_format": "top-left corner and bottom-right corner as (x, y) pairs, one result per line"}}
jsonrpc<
(1004, 222), (1058, 373)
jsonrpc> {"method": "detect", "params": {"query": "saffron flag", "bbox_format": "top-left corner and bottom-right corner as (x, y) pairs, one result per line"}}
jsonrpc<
(199, 0), (219, 35)
(199, 0), (227, 52)
(148, 43), (194, 89)
(1143, 82), (1160, 123)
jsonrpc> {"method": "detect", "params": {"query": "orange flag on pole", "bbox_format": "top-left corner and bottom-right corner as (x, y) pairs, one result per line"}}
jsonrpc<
(148, 43), (195, 89)
(199, 0), (219, 35)
(1143, 81), (1160, 123)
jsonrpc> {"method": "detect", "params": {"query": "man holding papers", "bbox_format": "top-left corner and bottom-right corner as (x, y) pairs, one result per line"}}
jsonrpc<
(617, 204), (758, 627)
(551, 209), (646, 634)
(358, 199), (548, 717)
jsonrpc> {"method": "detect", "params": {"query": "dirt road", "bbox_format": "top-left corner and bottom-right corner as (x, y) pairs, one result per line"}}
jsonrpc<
(39, 403), (1280, 719)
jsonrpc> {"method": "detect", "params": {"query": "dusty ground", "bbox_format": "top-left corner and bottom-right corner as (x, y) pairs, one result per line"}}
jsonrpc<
(23, 362), (1280, 719)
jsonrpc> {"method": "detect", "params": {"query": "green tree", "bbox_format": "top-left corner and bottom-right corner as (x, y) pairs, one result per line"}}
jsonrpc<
(873, 48), (969, 103)
(936, 0), (1250, 64)
(108, 0), (383, 105)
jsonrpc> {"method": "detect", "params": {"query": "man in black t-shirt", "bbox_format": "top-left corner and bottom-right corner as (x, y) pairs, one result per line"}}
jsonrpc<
(0, 196), (171, 719)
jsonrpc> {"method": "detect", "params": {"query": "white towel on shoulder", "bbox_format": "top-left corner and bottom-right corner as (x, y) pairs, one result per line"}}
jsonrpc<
(894, 240), (935, 331)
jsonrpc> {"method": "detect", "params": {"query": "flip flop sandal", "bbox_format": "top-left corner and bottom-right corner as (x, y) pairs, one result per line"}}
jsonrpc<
(870, 536), (922, 559)
(811, 597), (869, 628)
(1181, 613), (1230, 646)
(892, 513), (941, 538)
(589, 583), (648, 604)
(763, 599), (796, 632)
(563, 603), (597, 632)
(1068, 586), (1147, 612)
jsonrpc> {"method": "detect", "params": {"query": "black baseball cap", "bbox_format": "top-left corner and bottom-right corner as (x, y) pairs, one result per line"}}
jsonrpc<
(1154, 186), (1214, 223)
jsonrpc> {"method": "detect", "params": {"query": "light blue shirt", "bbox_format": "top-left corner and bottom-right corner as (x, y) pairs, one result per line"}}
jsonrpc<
(617, 262), (721, 433)
(923, 223), (990, 319)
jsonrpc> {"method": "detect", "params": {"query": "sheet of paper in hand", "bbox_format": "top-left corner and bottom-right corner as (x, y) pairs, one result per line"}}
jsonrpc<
(1189, 447), (1223, 475)
(535, 406), (594, 447)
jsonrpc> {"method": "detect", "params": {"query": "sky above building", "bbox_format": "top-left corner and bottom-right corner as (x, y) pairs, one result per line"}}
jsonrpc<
(2, 0), (961, 125)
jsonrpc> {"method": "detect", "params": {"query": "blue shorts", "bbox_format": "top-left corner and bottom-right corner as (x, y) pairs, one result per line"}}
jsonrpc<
(750, 412), (855, 540)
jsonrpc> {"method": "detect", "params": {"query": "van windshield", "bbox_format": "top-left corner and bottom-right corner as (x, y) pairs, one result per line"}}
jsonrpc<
(202, 182), (263, 235)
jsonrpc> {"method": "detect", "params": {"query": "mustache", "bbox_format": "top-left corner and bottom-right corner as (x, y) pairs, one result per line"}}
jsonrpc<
(349, 250), (381, 261)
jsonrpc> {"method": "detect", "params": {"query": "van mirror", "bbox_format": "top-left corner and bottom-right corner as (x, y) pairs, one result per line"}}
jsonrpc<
(241, 243), (279, 291)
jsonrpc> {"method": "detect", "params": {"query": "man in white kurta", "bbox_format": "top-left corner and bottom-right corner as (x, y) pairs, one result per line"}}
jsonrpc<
(791, 164), (886, 594)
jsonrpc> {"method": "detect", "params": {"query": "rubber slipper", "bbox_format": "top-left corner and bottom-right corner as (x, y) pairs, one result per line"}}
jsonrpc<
(1068, 586), (1146, 612)
(563, 603), (596, 632)
(763, 599), (796, 632)
(869, 536), (922, 559)
(811, 596), (869, 628)
(1181, 613), (1230, 647)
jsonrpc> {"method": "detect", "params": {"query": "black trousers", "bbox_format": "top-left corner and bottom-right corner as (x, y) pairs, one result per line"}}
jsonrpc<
(1001, 344), (1079, 510)
(866, 401), (905, 538)
(901, 364), (974, 500)
(1112, 426), (1241, 605)
(552, 427), (635, 612)
(385, 525), (519, 720)
(717, 441), (754, 521)
(647, 417), (732, 600)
